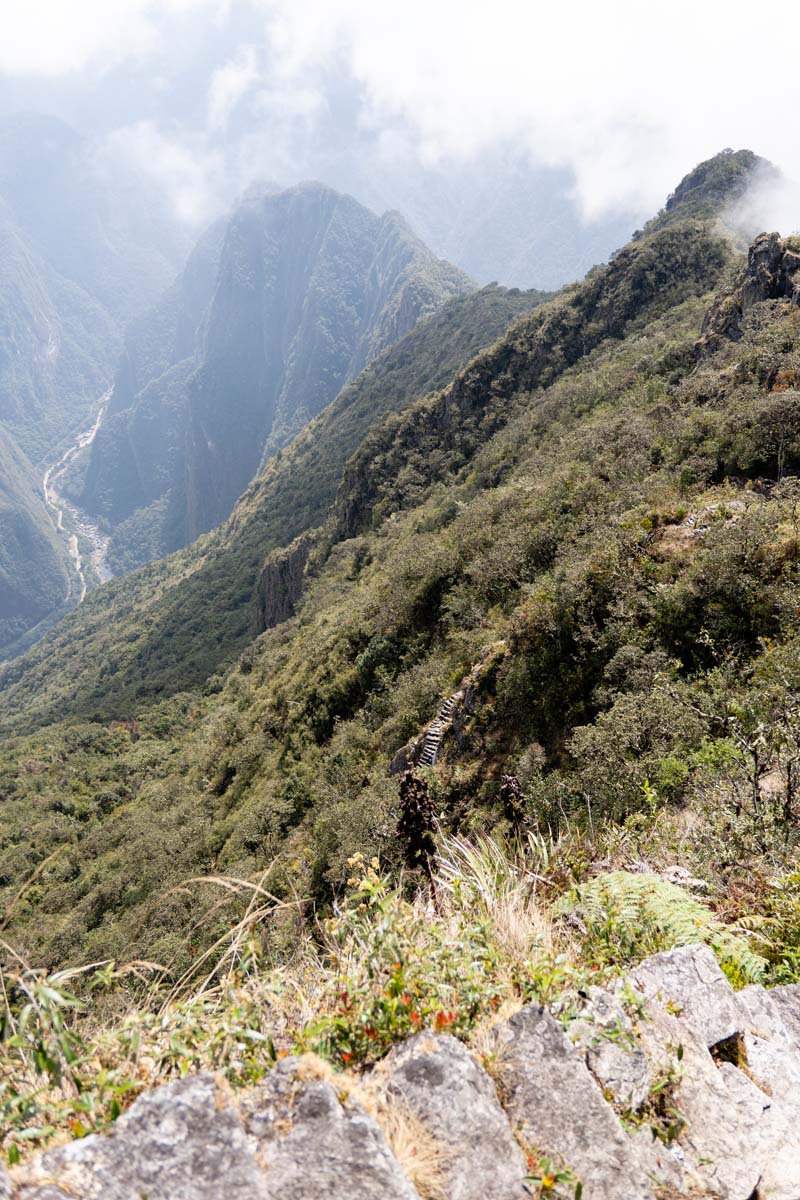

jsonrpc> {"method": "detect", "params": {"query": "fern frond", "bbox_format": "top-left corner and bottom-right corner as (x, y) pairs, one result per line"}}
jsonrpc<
(559, 871), (767, 985)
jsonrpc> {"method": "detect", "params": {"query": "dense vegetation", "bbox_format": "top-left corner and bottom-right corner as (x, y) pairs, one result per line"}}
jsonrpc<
(0, 283), (546, 726)
(4, 151), (800, 1171)
(0, 430), (70, 650)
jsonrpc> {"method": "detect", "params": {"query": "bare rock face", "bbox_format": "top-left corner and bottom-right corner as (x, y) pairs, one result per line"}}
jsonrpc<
(771, 982), (800, 1048)
(701, 231), (800, 351)
(631, 980), (767, 1199)
(741, 232), (800, 313)
(627, 945), (800, 1200)
(629, 941), (741, 1048)
(735, 983), (800, 1097)
(15, 1074), (269, 1200)
(240, 1058), (421, 1200)
(255, 533), (311, 633)
(567, 983), (653, 1111)
(490, 1003), (657, 1199)
(377, 1032), (528, 1200)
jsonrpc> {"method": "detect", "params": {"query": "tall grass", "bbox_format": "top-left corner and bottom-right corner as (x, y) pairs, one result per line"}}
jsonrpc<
(0, 826), (783, 1166)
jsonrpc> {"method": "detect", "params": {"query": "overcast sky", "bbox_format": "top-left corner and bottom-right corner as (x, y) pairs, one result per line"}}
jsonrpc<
(0, 0), (798, 230)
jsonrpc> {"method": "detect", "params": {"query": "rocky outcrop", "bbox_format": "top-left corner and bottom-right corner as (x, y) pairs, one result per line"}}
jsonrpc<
(377, 1033), (528, 1200)
(741, 233), (800, 313)
(240, 1060), (421, 1200)
(8, 944), (800, 1199)
(254, 533), (311, 633)
(701, 232), (800, 351)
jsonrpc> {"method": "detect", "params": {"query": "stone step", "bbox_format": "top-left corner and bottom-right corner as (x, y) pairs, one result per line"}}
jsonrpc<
(415, 692), (462, 768)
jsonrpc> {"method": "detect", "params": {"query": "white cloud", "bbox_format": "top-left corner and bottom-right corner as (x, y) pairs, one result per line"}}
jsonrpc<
(0, 0), (224, 76)
(101, 121), (224, 223)
(3, 0), (799, 231)
(253, 0), (800, 223)
(208, 44), (259, 132)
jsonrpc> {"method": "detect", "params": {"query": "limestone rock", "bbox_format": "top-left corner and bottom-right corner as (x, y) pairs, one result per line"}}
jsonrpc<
(631, 995), (766, 1199)
(491, 1003), (657, 1199)
(735, 983), (800, 1097)
(377, 1032), (528, 1200)
(17, 1074), (267, 1200)
(240, 1057), (420, 1200)
(770, 983), (800, 1051)
(567, 984), (653, 1111)
(629, 942), (740, 1048)
(628, 947), (800, 1199)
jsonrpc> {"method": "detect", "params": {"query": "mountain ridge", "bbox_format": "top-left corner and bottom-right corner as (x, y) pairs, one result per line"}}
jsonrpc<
(75, 182), (473, 571)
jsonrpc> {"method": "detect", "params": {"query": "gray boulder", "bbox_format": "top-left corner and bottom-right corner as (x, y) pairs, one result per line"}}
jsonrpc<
(16, 1074), (268, 1200)
(771, 983), (800, 1051)
(629, 942), (741, 1048)
(631, 992), (766, 1199)
(735, 983), (800, 1097)
(567, 983), (653, 1111)
(490, 1003), (658, 1199)
(628, 946), (800, 1199)
(377, 1032), (528, 1200)
(240, 1057), (421, 1200)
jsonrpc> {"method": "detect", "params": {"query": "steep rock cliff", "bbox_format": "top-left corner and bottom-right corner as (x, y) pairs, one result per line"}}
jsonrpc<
(79, 183), (471, 572)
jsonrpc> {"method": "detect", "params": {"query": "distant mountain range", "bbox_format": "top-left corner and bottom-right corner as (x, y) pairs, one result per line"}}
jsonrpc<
(0, 121), (775, 666)
(71, 182), (474, 572)
(3, 149), (797, 980)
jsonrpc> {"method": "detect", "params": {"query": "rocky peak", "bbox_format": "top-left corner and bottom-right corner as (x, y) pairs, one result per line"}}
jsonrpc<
(640, 148), (775, 239)
(665, 148), (772, 216)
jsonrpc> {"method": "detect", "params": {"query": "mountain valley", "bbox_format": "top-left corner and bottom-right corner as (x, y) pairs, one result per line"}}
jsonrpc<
(3, 134), (800, 1198)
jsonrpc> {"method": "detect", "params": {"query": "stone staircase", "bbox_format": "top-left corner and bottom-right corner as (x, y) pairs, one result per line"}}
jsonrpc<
(417, 692), (461, 768)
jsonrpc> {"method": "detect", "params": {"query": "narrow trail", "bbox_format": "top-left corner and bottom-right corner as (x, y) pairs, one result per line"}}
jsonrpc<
(42, 390), (113, 604)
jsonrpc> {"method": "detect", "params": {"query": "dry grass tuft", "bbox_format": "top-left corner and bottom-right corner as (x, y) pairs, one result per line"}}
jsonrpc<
(363, 1089), (451, 1200)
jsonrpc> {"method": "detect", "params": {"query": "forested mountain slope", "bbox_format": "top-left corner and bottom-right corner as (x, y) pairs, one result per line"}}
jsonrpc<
(0, 282), (545, 727)
(74, 183), (472, 571)
(5, 152), (800, 979)
(0, 427), (70, 649)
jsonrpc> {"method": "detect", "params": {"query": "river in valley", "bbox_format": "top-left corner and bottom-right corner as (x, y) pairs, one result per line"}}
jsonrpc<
(42, 390), (114, 604)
